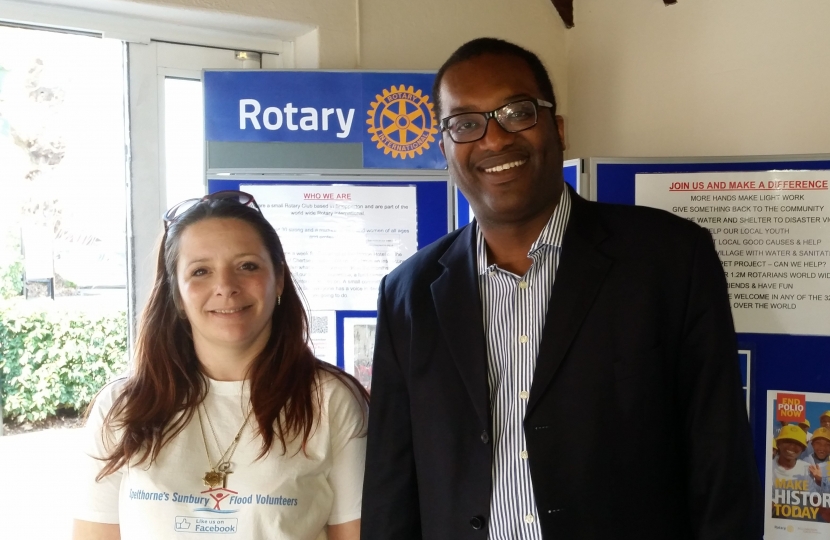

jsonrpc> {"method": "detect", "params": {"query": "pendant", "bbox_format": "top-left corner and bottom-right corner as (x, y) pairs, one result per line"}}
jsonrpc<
(203, 469), (225, 488)
(217, 462), (233, 488)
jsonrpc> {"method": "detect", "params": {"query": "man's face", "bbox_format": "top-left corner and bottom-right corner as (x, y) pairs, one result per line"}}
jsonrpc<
(438, 54), (565, 227)
(821, 416), (830, 429)
(813, 438), (830, 461)
(799, 423), (809, 433)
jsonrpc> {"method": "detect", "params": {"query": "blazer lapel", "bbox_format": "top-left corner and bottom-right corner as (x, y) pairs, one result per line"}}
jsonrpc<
(527, 193), (613, 416)
(431, 224), (490, 427)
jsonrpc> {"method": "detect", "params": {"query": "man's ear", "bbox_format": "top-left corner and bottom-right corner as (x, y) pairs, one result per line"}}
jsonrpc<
(439, 138), (446, 158)
(555, 115), (566, 151)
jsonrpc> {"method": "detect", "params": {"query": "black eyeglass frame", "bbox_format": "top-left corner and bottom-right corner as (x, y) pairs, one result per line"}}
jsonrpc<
(439, 98), (554, 144)
(163, 190), (261, 230)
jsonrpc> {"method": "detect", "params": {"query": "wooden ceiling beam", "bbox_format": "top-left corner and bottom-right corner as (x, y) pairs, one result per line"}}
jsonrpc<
(549, 0), (574, 28)
(550, 1), (678, 29)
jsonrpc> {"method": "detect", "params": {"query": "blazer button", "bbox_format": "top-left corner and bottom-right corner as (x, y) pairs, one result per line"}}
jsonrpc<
(480, 431), (489, 444)
(470, 515), (486, 530)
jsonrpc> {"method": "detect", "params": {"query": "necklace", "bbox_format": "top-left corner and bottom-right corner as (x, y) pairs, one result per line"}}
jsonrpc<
(197, 402), (253, 489)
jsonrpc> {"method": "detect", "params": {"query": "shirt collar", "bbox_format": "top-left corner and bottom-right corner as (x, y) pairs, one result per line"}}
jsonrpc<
(476, 186), (572, 276)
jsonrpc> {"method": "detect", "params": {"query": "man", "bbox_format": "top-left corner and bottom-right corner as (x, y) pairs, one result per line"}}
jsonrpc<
(821, 411), (830, 430)
(362, 38), (761, 539)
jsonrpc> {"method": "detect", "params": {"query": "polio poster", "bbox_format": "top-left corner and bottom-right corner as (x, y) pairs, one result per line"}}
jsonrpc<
(765, 391), (830, 538)
(242, 183), (417, 312)
(635, 170), (830, 336)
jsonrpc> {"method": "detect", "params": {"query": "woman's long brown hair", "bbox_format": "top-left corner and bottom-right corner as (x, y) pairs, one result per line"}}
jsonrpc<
(96, 200), (369, 479)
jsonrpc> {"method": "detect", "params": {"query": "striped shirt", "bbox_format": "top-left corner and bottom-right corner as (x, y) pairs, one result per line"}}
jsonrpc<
(477, 188), (571, 539)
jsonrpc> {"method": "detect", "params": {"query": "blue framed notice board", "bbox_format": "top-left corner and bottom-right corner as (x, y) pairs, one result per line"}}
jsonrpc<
(207, 175), (450, 380)
(589, 156), (830, 487)
(204, 69), (453, 389)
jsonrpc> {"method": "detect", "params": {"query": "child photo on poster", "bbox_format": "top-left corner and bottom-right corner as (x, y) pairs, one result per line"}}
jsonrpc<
(766, 391), (830, 538)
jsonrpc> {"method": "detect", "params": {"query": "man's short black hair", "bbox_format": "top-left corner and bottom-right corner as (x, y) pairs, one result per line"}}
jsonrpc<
(431, 37), (557, 120)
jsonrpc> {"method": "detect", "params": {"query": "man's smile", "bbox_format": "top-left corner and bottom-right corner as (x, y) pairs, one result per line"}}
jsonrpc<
(482, 159), (527, 173)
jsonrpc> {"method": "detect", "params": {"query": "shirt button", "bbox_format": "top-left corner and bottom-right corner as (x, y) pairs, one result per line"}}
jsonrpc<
(520, 450), (528, 459)
(519, 334), (528, 344)
(480, 430), (489, 444)
(525, 514), (534, 524)
(518, 281), (528, 289)
(519, 390), (529, 400)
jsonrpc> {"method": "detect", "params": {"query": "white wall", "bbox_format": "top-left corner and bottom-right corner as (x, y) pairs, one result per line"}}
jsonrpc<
(127, 0), (360, 67)
(566, 0), (830, 158)
(125, 0), (569, 113)
(358, 0), (568, 114)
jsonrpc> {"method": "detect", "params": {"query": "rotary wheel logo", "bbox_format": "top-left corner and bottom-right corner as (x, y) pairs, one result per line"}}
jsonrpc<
(367, 85), (438, 159)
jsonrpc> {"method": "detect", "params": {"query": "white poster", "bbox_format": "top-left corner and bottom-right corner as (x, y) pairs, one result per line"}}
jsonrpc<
(244, 184), (418, 311)
(308, 310), (336, 365)
(635, 171), (830, 335)
(342, 317), (376, 392)
(765, 391), (830, 538)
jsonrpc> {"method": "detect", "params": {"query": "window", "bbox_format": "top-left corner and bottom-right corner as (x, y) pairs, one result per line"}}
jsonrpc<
(0, 5), (293, 537)
(0, 23), (128, 539)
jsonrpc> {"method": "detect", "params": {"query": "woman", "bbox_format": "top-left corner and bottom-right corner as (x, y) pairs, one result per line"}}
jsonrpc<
(73, 191), (369, 540)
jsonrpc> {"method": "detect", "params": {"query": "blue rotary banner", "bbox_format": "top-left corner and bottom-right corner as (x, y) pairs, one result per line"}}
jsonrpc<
(204, 70), (447, 170)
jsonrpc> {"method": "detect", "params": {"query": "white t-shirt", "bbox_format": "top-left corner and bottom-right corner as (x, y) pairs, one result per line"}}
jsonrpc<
(75, 371), (367, 540)
(772, 459), (821, 493)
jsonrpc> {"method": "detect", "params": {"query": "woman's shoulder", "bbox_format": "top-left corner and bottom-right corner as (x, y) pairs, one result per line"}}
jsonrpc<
(88, 376), (130, 417)
(315, 366), (368, 417)
(316, 365), (364, 397)
(314, 365), (368, 443)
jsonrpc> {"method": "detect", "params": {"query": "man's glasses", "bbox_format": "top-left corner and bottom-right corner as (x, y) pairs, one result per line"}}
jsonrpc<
(163, 190), (261, 229)
(439, 99), (553, 144)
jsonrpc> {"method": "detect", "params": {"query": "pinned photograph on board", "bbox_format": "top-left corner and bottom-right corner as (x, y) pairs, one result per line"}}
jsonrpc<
(343, 317), (376, 392)
(765, 390), (830, 538)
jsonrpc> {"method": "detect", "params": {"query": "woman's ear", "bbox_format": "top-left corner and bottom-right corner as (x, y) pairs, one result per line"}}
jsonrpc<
(275, 261), (286, 300)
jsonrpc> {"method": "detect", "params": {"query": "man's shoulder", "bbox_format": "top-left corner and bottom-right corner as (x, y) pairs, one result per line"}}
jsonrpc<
(381, 225), (468, 295)
(575, 197), (707, 253)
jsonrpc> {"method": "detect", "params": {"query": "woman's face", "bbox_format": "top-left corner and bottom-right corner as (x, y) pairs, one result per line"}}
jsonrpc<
(176, 217), (282, 358)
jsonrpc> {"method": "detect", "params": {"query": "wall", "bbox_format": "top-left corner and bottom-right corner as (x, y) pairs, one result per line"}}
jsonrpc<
(125, 0), (360, 67)
(566, 0), (830, 158)
(125, 0), (569, 113)
(358, 0), (568, 115)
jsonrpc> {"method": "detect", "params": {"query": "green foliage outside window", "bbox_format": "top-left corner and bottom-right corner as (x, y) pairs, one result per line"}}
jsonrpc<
(0, 259), (23, 299)
(0, 300), (128, 423)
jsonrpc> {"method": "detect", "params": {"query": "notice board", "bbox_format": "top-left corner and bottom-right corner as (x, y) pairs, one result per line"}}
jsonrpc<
(207, 175), (450, 391)
(589, 156), (830, 538)
(204, 68), (451, 391)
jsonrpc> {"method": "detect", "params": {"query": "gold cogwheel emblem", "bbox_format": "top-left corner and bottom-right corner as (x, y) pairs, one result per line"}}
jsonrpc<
(366, 85), (438, 159)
